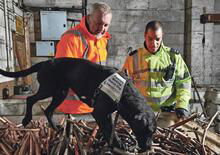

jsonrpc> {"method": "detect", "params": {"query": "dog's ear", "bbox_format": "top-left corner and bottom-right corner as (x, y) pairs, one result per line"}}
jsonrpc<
(134, 113), (148, 128)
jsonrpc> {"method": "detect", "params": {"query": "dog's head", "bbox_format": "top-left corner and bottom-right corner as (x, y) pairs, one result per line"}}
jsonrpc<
(133, 112), (156, 151)
(119, 80), (157, 151)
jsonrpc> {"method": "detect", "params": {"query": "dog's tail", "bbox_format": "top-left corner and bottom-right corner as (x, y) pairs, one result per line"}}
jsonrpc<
(0, 61), (45, 78)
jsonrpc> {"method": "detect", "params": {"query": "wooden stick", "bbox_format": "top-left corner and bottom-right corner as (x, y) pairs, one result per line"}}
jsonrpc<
(168, 113), (199, 129)
(201, 111), (220, 155)
(86, 125), (99, 149)
(0, 143), (11, 155)
(113, 147), (135, 155)
(29, 132), (33, 155)
(9, 128), (40, 132)
(2, 117), (14, 125)
(16, 132), (30, 155)
(73, 129), (87, 155)
(0, 117), (7, 124)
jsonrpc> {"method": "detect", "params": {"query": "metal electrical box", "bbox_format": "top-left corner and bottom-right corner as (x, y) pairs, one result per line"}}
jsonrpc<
(40, 11), (67, 40)
(36, 41), (55, 56)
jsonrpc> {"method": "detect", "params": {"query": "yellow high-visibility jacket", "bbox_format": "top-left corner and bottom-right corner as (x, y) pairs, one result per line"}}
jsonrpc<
(123, 43), (191, 111)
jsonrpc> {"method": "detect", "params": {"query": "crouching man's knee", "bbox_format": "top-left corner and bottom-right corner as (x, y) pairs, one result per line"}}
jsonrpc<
(157, 112), (179, 128)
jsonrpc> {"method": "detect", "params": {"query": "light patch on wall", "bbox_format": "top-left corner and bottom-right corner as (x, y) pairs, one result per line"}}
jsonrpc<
(0, 77), (14, 83)
(16, 16), (24, 36)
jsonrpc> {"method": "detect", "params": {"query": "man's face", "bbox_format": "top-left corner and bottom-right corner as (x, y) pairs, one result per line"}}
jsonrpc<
(145, 28), (163, 53)
(88, 11), (112, 38)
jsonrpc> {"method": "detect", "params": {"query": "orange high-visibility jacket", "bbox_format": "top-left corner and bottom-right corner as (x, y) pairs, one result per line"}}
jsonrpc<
(55, 16), (111, 114)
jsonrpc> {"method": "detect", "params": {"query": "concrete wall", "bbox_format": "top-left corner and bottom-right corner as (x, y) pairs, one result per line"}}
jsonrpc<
(25, 0), (185, 85)
(11, 0), (220, 88)
(213, 0), (220, 85)
(23, 0), (82, 8)
(184, 0), (192, 71)
(0, 0), (18, 83)
(190, 0), (219, 86)
(25, 0), (185, 69)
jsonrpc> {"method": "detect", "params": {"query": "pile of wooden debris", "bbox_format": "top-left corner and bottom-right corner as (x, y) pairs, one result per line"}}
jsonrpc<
(0, 113), (219, 155)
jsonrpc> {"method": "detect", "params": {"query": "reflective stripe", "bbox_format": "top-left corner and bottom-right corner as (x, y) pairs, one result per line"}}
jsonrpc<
(131, 51), (165, 75)
(133, 68), (148, 75)
(145, 96), (166, 104)
(65, 94), (80, 100)
(135, 79), (177, 88)
(134, 80), (149, 87)
(176, 72), (191, 80)
(95, 61), (106, 65)
(134, 80), (159, 87)
(176, 82), (191, 89)
(133, 53), (140, 78)
(133, 68), (165, 75)
(145, 92), (175, 104)
(62, 30), (89, 59)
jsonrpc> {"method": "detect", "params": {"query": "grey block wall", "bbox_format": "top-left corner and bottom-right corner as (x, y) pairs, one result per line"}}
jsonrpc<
(88, 0), (185, 68)
(0, 0), (19, 82)
(2, 0), (219, 87)
(212, 0), (220, 85)
(190, 0), (218, 86)
(0, 2), (9, 70)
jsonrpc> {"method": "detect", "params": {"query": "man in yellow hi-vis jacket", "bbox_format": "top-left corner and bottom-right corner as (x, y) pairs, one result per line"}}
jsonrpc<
(123, 21), (191, 127)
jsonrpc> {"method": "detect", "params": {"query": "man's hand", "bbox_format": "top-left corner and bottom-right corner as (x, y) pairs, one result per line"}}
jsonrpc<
(175, 108), (189, 118)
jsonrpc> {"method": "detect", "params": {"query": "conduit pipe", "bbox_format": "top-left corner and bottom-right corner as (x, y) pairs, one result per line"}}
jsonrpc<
(3, 0), (10, 71)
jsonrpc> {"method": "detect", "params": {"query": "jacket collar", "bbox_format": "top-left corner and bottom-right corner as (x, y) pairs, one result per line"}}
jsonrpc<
(78, 16), (111, 40)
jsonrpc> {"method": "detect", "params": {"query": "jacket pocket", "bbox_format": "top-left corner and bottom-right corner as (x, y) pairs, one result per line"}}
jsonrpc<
(161, 75), (175, 88)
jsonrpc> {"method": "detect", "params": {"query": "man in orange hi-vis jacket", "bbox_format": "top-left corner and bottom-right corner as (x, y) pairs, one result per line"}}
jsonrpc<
(55, 2), (112, 114)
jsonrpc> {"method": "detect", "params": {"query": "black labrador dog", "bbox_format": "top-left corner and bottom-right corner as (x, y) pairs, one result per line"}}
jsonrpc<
(0, 58), (156, 151)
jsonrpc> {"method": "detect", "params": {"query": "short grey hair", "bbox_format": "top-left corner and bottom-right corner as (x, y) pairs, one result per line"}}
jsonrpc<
(90, 2), (112, 15)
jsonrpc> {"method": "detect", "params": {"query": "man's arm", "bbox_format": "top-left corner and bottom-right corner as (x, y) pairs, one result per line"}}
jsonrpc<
(174, 55), (192, 113)
(55, 35), (80, 58)
(122, 56), (134, 77)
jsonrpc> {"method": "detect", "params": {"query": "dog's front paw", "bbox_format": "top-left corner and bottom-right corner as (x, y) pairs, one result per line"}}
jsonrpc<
(22, 117), (32, 127)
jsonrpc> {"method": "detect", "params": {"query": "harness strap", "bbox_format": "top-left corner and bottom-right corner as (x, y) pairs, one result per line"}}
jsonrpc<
(91, 71), (128, 107)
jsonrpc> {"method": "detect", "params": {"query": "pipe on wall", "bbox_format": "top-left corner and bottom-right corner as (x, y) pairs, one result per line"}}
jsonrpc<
(7, 0), (13, 64)
(3, 0), (10, 71)
(22, 0), (82, 8)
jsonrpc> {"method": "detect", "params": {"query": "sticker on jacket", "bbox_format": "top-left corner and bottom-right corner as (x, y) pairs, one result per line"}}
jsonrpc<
(99, 73), (126, 103)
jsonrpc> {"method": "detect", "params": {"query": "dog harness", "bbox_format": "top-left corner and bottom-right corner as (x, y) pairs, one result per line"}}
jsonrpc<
(99, 72), (127, 103)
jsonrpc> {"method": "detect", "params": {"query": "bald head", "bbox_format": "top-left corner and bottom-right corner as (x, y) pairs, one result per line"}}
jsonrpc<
(144, 21), (163, 53)
(145, 20), (163, 34)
